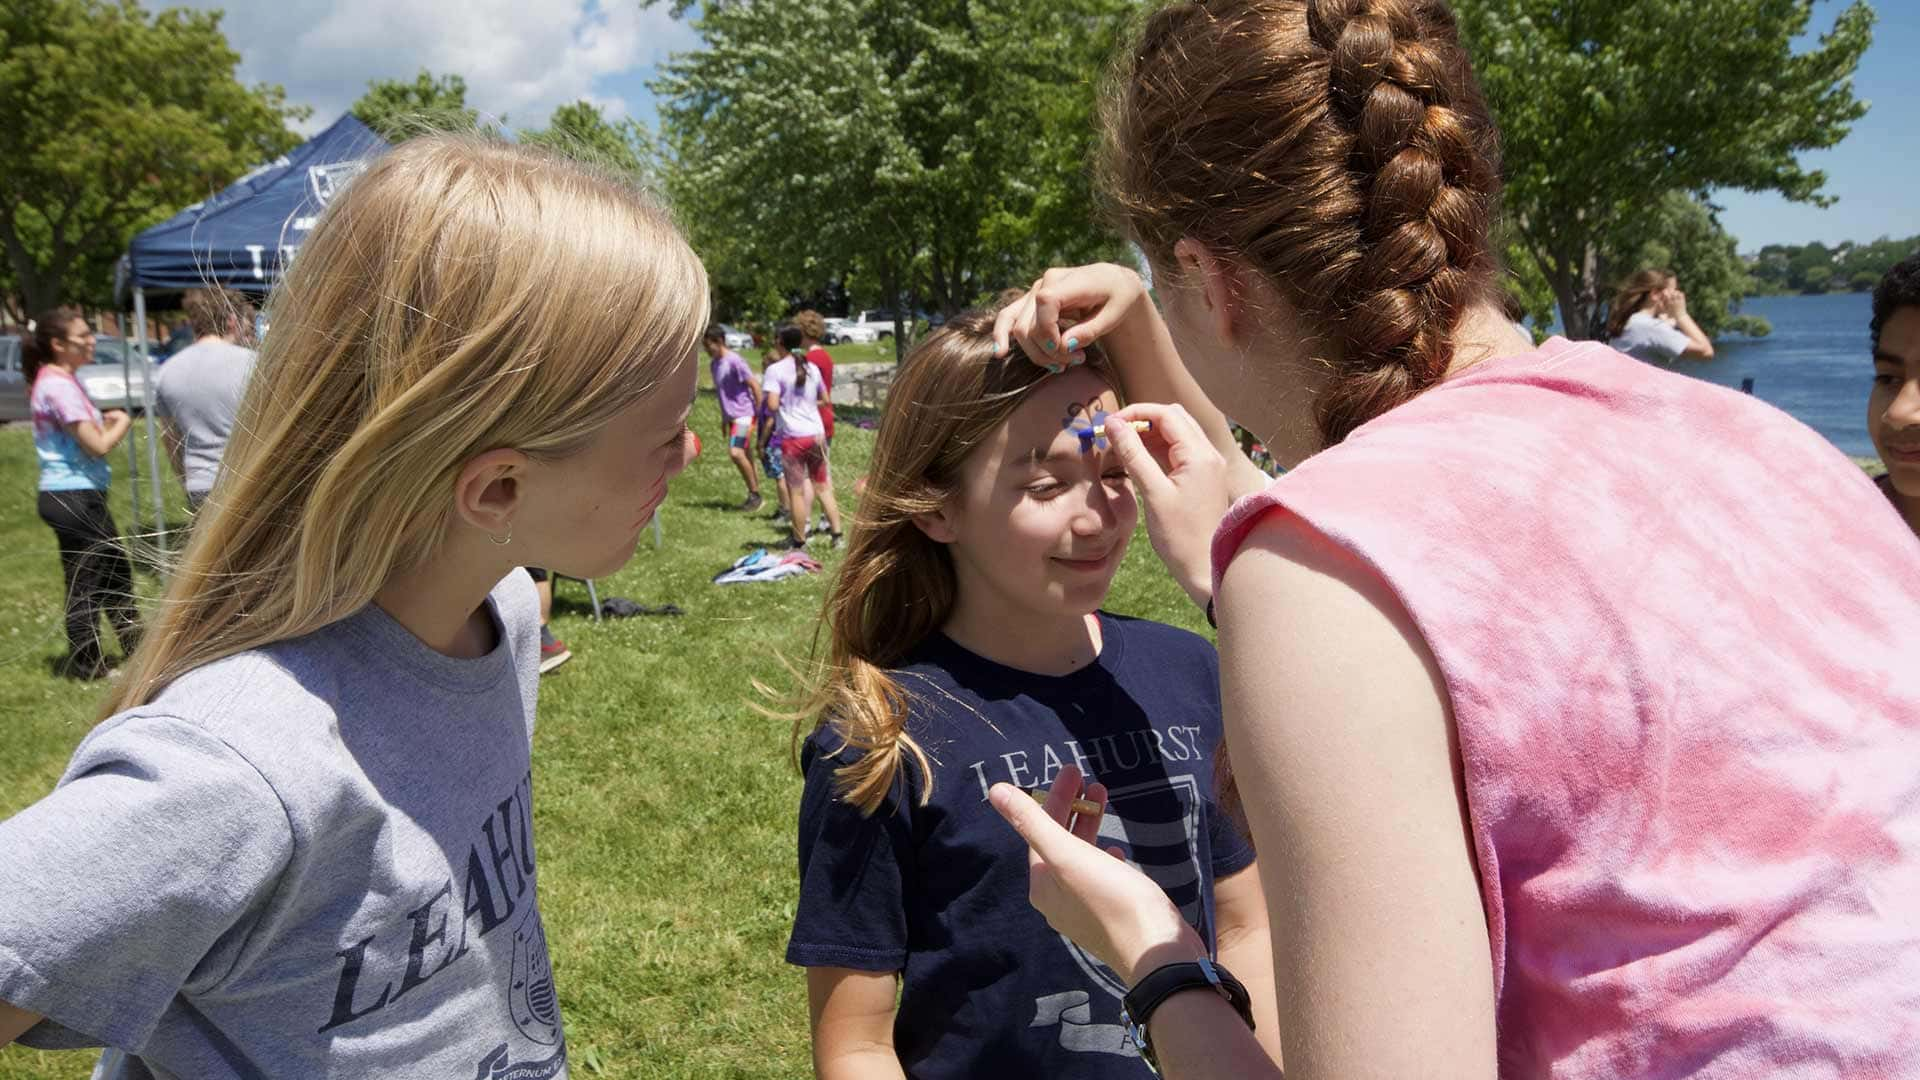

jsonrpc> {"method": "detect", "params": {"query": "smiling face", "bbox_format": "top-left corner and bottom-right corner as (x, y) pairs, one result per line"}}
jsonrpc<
(1871, 306), (1920, 497)
(927, 368), (1137, 622)
(517, 356), (700, 579)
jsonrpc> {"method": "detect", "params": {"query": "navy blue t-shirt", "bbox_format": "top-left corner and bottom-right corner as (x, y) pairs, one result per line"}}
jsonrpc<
(787, 614), (1256, 1079)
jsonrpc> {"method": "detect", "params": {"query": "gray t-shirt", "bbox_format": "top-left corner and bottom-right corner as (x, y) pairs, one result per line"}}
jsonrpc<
(0, 571), (568, 1079)
(1609, 310), (1693, 364)
(153, 340), (256, 497)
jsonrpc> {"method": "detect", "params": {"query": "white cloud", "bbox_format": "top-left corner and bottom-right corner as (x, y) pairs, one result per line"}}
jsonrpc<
(175, 0), (701, 134)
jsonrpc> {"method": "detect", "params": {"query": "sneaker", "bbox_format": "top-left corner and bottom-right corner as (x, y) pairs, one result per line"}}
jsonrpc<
(539, 627), (572, 675)
(772, 507), (790, 524)
(829, 531), (845, 550)
(741, 492), (764, 512)
(785, 533), (812, 550)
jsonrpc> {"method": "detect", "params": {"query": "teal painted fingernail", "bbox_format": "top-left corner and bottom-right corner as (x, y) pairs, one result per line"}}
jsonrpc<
(1042, 339), (1056, 352)
(1047, 363), (1064, 374)
(1065, 336), (1079, 350)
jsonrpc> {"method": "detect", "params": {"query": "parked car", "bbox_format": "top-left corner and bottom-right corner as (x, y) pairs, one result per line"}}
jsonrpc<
(0, 335), (157, 421)
(844, 310), (902, 340)
(78, 337), (158, 413)
(0, 337), (26, 422)
(823, 317), (877, 345)
(716, 323), (753, 351)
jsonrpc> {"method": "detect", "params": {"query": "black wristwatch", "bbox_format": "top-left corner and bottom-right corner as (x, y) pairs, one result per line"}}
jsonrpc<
(1120, 957), (1255, 1074)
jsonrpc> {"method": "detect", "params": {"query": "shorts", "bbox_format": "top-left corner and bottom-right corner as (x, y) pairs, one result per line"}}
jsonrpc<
(761, 437), (785, 481)
(781, 436), (830, 485)
(725, 414), (753, 448)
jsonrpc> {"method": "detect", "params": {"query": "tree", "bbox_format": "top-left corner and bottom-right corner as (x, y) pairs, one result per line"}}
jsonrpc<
(1785, 242), (1833, 292)
(653, 0), (1133, 353)
(1607, 192), (1767, 338)
(351, 70), (488, 141)
(1750, 235), (1919, 296)
(519, 100), (653, 182)
(1458, 0), (1874, 338)
(0, 0), (306, 312)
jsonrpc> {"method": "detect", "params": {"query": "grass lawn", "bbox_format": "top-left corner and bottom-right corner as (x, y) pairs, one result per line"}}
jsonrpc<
(822, 339), (899, 367)
(0, 351), (1204, 1079)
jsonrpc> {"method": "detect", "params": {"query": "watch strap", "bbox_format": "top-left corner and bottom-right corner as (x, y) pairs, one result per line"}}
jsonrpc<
(1121, 957), (1255, 1073)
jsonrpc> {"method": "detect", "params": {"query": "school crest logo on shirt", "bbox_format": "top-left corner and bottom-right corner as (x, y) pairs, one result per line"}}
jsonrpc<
(473, 1042), (568, 1080)
(1033, 773), (1209, 1057)
(509, 904), (562, 1046)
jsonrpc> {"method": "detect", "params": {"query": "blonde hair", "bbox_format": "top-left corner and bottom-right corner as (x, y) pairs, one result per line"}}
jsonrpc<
(104, 136), (708, 716)
(792, 309), (1116, 813)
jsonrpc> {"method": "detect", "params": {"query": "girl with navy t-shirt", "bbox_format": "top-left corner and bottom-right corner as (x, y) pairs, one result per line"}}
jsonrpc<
(786, 309), (1279, 1078)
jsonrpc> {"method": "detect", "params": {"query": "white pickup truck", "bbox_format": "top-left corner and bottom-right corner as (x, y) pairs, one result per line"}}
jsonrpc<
(837, 310), (902, 342)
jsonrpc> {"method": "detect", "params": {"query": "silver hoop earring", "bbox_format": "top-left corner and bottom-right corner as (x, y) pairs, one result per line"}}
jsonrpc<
(489, 525), (513, 546)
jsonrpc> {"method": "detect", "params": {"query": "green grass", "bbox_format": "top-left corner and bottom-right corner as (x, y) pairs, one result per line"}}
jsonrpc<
(823, 340), (899, 368)
(0, 368), (1203, 1079)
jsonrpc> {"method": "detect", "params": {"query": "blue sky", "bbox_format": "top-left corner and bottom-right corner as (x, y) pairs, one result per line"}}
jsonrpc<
(1711, 1), (1920, 250)
(197, 0), (1912, 253)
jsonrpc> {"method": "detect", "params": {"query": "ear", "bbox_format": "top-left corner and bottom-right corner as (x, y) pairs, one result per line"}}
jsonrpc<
(452, 447), (532, 540)
(910, 505), (958, 545)
(1173, 237), (1246, 347)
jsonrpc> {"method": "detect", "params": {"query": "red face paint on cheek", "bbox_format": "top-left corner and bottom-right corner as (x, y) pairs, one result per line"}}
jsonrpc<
(631, 481), (666, 531)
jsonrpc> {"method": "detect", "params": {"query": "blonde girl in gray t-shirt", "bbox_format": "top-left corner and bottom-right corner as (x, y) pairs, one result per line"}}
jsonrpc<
(0, 137), (709, 1078)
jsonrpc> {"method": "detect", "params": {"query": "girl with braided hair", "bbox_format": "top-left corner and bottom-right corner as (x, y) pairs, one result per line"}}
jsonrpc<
(985, 0), (1920, 1076)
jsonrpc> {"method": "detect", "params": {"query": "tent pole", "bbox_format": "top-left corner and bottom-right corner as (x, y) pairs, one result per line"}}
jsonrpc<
(133, 288), (165, 550)
(122, 304), (141, 530)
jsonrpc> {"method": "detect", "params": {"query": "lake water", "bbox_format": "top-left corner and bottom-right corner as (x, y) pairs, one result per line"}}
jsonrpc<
(1664, 292), (1879, 459)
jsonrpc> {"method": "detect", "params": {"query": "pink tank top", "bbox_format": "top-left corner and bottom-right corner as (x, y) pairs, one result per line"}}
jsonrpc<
(1212, 338), (1920, 1076)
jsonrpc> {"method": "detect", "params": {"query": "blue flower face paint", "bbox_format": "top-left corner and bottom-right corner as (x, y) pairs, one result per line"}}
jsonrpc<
(1062, 401), (1111, 454)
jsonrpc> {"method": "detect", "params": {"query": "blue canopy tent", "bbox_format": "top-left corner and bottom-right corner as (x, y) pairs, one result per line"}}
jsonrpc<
(117, 114), (388, 541)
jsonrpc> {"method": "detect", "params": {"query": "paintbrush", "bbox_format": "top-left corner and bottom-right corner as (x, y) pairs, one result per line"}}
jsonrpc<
(1027, 787), (1106, 817)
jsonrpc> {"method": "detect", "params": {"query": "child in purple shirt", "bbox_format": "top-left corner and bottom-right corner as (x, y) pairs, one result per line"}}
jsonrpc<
(703, 325), (762, 512)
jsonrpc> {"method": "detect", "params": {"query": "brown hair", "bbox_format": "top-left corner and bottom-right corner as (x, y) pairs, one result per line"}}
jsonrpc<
(1605, 268), (1673, 341)
(1103, 0), (1503, 444)
(790, 309), (1117, 813)
(20, 306), (85, 382)
(794, 309), (827, 342)
(182, 287), (253, 340)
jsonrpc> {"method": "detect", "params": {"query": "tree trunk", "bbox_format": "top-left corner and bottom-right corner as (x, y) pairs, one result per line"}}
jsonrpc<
(1545, 249), (1582, 340)
(882, 256), (906, 365)
(1546, 239), (1607, 340)
(0, 217), (58, 316)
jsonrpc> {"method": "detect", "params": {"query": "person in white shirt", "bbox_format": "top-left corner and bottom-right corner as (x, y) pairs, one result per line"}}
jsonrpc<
(1605, 268), (1714, 363)
(762, 324), (843, 549)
